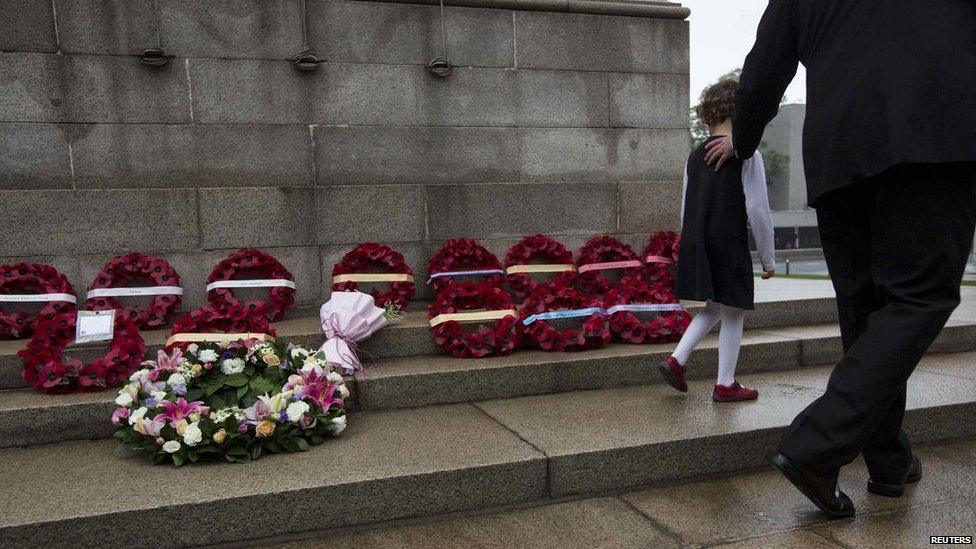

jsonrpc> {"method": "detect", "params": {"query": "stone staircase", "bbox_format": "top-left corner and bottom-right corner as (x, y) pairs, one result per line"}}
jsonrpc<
(2, 282), (976, 547)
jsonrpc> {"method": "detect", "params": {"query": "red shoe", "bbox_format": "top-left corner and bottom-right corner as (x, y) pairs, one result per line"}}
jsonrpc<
(658, 356), (688, 393)
(712, 381), (759, 402)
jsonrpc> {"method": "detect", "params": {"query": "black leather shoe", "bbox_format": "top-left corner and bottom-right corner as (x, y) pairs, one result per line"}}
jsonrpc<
(768, 451), (855, 518)
(867, 455), (922, 497)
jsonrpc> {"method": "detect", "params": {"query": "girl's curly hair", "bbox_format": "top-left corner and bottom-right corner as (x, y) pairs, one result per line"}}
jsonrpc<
(696, 77), (738, 127)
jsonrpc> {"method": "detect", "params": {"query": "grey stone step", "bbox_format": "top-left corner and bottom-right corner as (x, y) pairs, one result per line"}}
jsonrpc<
(0, 295), (838, 391)
(1, 354), (974, 548)
(3, 320), (974, 449)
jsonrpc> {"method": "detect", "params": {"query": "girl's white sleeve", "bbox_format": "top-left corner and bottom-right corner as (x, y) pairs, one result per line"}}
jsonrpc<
(680, 162), (688, 227)
(742, 152), (776, 271)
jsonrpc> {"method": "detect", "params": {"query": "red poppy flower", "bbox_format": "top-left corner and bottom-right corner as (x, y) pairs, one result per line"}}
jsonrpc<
(332, 243), (415, 310)
(86, 253), (183, 330)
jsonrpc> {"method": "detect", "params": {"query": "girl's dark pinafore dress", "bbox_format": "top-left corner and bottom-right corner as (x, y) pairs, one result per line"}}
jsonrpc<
(674, 136), (755, 310)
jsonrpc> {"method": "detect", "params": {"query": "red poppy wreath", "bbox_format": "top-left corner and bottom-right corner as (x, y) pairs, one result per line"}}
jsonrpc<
(0, 263), (77, 340)
(603, 279), (691, 344)
(20, 312), (146, 394)
(86, 253), (183, 330)
(427, 282), (521, 358)
(427, 238), (505, 294)
(520, 286), (610, 352)
(642, 231), (681, 287)
(169, 304), (276, 348)
(332, 243), (415, 310)
(504, 235), (578, 300)
(575, 236), (644, 296)
(206, 248), (295, 322)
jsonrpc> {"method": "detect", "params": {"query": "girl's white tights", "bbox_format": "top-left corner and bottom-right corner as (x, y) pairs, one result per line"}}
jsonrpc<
(671, 301), (744, 387)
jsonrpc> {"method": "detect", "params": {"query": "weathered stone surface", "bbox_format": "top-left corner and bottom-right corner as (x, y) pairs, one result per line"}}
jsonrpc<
(0, 405), (547, 547)
(514, 12), (689, 73)
(618, 180), (682, 233)
(0, 0), (58, 52)
(55, 0), (156, 55)
(426, 181), (616, 239)
(609, 72), (689, 128)
(68, 123), (313, 188)
(515, 69), (609, 127)
(477, 364), (976, 497)
(0, 52), (190, 123)
(315, 185), (426, 245)
(624, 439), (976, 547)
(816, 499), (975, 549)
(0, 123), (72, 189)
(199, 187), (315, 249)
(518, 128), (688, 182)
(359, 330), (798, 411)
(315, 126), (519, 184)
(0, 390), (114, 448)
(309, 1), (514, 68)
(160, 0), (303, 59)
(0, 189), (198, 256)
(283, 497), (678, 548)
(191, 60), (606, 127)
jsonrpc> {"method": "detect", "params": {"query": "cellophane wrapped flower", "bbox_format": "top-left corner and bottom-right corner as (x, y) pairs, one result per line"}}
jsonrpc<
(503, 235), (577, 300)
(113, 341), (349, 466)
(519, 286), (610, 352)
(0, 263), (77, 340)
(332, 243), (415, 310)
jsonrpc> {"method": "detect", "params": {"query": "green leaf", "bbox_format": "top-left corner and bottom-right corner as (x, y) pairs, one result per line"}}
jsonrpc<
(296, 438), (309, 451)
(236, 385), (249, 399)
(224, 373), (249, 387)
(184, 387), (205, 401)
(250, 445), (263, 460)
(172, 453), (185, 467)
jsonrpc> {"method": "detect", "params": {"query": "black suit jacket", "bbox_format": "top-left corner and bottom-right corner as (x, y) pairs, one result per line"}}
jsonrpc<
(733, 0), (976, 206)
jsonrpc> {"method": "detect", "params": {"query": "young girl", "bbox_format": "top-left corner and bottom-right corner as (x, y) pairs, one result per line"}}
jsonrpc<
(658, 77), (776, 402)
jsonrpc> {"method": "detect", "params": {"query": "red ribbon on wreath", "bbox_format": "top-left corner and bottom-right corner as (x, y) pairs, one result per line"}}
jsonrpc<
(332, 243), (415, 310)
(504, 235), (578, 300)
(427, 238), (505, 294)
(85, 253), (183, 330)
(575, 236), (644, 296)
(0, 263), (77, 340)
(603, 279), (691, 344)
(206, 248), (296, 322)
(427, 282), (521, 358)
(643, 231), (681, 287)
(169, 303), (276, 350)
(20, 312), (146, 394)
(519, 286), (610, 352)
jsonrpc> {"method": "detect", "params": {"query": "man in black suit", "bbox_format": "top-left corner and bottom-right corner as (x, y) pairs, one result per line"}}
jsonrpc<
(705, 0), (976, 516)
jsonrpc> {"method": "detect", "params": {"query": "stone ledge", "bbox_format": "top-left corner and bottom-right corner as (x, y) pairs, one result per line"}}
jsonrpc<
(365, 0), (690, 19)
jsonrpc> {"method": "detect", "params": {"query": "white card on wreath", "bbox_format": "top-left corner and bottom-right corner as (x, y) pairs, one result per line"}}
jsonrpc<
(76, 310), (116, 344)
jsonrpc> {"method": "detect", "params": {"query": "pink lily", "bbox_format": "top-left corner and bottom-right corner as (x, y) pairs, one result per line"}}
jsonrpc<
(156, 397), (209, 426)
(303, 382), (342, 413)
(154, 349), (184, 372)
(227, 338), (262, 360)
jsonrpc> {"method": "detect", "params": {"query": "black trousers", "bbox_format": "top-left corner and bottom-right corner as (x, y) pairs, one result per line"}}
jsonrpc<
(778, 164), (976, 480)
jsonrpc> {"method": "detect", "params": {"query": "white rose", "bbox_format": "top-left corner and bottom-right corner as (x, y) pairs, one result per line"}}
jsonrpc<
(198, 349), (219, 363)
(187, 343), (199, 354)
(290, 347), (309, 360)
(331, 415), (347, 435)
(338, 384), (350, 399)
(115, 391), (134, 407)
(162, 440), (181, 453)
(326, 371), (344, 384)
(128, 406), (148, 425)
(167, 373), (187, 387)
(182, 422), (203, 446)
(150, 390), (168, 405)
(286, 401), (310, 422)
(221, 358), (245, 375)
(129, 369), (149, 383)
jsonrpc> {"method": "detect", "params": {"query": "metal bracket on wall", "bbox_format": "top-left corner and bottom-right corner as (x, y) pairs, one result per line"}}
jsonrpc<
(140, 0), (173, 66)
(291, 0), (322, 71)
(428, 0), (453, 77)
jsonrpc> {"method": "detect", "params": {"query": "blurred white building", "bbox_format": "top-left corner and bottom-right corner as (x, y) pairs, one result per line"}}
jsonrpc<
(760, 103), (820, 249)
